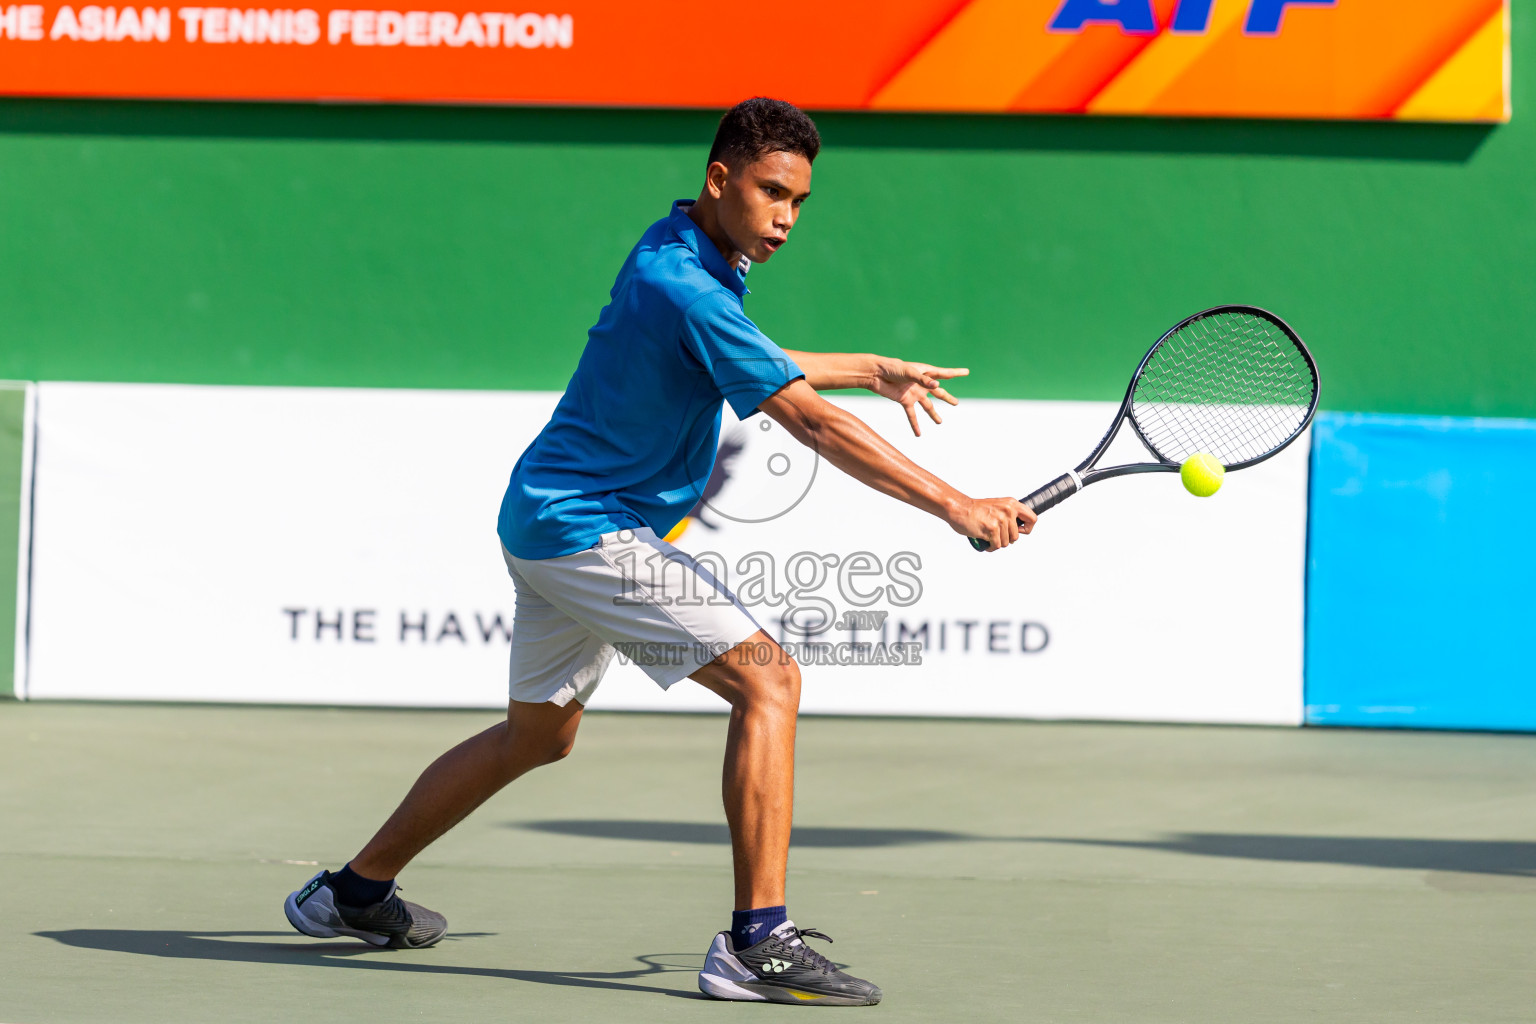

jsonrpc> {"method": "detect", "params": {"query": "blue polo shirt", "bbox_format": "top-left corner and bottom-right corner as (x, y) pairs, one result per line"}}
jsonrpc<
(498, 201), (805, 559)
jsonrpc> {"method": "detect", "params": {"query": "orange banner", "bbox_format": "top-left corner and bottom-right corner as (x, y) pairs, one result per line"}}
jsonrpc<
(0, 0), (1509, 121)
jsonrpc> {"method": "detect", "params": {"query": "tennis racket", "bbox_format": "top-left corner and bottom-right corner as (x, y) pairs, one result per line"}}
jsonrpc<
(970, 304), (1319, 551)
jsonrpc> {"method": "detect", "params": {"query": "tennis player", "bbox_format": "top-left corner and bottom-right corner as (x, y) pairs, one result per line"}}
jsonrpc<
(285, 97), (1033, 1006)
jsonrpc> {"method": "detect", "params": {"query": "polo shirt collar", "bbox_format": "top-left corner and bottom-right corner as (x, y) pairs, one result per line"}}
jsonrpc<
(670, 200), (750, 297)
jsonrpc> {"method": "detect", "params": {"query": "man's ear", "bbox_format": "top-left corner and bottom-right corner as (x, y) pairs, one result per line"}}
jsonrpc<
(704, 160), (730, 199)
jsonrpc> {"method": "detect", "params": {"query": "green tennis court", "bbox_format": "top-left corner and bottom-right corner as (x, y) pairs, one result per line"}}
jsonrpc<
(5, 702), (1533, 1023)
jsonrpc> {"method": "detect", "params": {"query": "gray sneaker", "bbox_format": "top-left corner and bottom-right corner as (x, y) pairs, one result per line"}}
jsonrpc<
(283, 870), (447, 949)
(698, 920), (883, 1006)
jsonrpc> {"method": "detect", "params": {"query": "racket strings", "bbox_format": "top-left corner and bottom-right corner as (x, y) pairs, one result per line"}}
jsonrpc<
(1131, 311), (1316, 466)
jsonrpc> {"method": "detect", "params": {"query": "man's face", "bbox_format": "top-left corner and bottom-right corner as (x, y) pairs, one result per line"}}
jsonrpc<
(707, 149), (813, 264)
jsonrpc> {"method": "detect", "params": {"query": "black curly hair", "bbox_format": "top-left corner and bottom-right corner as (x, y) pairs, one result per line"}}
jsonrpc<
(707, 97), (821, 170)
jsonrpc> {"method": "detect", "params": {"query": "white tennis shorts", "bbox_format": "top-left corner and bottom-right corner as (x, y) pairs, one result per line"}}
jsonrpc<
(501, 527), (767, 706)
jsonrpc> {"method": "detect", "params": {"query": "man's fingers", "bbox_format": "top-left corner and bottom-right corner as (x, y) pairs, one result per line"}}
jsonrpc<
(996, 511), (1015, 548)
(1014, 501), (1037, 534)
(931, 386), (959, 407)
(905, 402), (922, 437)
(963, 497), (1037, 551)
(901, 362), (937, 389)
(919, 394), (941, 424)
(925, 366), (970, 380)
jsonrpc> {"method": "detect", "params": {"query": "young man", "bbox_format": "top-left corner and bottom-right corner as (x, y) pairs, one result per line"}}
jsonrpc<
(284, 97), (1033, 1006)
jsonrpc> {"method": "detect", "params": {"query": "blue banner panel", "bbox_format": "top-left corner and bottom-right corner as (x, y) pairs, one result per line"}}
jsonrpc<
(1306, 412), (1536, 730)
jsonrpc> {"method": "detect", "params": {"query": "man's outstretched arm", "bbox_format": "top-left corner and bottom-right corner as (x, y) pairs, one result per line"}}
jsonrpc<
(780, 349), (968, 437)
(758, 378), (1033, 551)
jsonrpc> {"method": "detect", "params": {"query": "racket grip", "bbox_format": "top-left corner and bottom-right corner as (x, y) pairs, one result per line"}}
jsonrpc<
(967, 472), (1080, 551)
(1022, 472), (1081, 515)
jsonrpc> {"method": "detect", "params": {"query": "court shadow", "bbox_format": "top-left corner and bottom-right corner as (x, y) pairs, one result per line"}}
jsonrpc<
(33, 929), (708, 999)
(1036, 833), (1536, 878)
(0, 99), (1494, 163)
(513, 819), (974, 847)
(511, 821), (1536, 877)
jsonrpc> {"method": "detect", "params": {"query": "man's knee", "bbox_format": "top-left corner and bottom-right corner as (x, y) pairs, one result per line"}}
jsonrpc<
(502, 712), (580, 768)
(691, 635), (801, 715)
(538, 734), (577, 765)
(741, 657), (801, 716)
(505, 729), (575, 768)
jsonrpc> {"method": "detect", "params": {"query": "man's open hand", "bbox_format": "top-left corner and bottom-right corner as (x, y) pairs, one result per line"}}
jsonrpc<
(869, 360), (968, 437)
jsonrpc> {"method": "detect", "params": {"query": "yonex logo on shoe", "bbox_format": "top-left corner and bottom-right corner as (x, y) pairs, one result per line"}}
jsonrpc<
(764, 958), (790, 973)
(295, 877), (325, 907)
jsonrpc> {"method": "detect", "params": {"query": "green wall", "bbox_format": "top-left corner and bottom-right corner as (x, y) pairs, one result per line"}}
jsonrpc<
(0, 8), (1531, 418)
(0, 384), (26, 699)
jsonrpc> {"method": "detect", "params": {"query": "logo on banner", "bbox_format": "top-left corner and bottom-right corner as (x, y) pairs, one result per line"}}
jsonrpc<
(1049, 0), (1337, 36)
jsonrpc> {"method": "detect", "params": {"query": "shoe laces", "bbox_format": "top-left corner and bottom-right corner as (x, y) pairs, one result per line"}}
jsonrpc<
(782, 926), (837, 974)
(346, 888), (410, 927)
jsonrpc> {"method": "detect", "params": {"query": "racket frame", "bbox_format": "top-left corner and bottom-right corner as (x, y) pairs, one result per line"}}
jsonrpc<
(969, 304), (1320, 550)
(1083, 304), (1319, 478)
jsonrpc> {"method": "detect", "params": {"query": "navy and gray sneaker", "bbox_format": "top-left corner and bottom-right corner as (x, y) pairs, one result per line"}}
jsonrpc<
(698, 920), (882, 1006)
(283, 870), (447, 949)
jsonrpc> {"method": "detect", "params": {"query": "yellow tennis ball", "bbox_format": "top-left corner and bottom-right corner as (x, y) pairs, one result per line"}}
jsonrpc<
(1180, 453), (1225, 497)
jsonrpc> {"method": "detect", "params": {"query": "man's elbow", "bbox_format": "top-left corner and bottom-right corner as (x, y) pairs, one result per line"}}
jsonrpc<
(761, 390), (833, 448)
(768, 410), (820, 449)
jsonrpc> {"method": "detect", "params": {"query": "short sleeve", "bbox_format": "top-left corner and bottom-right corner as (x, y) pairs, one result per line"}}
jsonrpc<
(679, 291), (805, 419)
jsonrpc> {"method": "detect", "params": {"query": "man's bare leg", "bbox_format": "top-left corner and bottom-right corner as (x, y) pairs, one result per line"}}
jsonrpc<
(691, 631), (880, 1004)
(284, 696), (583, 948)
(692, 630), (801, 911)
(349, 697), (584, 880)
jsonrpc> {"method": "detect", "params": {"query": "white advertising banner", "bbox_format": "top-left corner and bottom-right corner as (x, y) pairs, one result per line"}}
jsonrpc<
(27, 382), (1308, 723)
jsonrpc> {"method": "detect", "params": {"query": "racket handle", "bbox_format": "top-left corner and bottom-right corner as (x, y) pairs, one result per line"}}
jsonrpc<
(967, 472), (1080, 551)
(1022, 472), (1081, 515)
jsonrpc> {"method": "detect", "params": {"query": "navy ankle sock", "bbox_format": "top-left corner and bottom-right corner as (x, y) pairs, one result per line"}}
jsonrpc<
(330, 864), (394, 906)
(730, 906), (787, 951)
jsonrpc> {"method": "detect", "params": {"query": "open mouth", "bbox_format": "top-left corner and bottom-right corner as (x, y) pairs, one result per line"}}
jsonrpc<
(762, 237), (785, 253)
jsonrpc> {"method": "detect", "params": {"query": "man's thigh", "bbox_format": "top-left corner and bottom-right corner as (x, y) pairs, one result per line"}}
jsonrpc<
(507, 527), (765, 689)
(505, 554), (615, 707)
